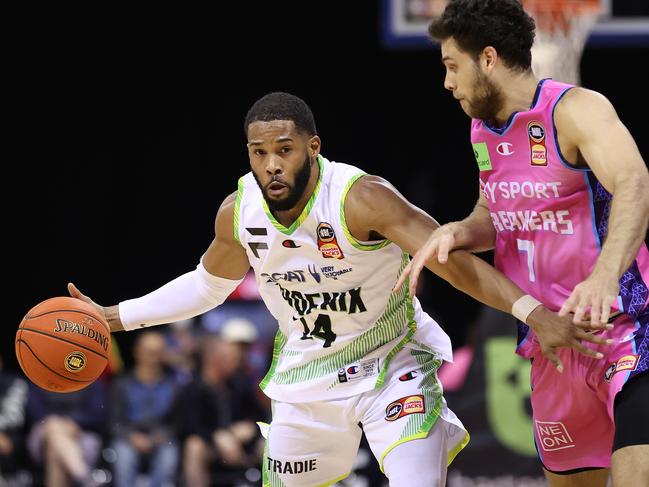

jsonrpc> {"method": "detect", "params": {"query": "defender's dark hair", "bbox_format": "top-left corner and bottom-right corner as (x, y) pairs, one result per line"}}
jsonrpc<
(428, 0), (535, 71)
(244, 92), (317, 136)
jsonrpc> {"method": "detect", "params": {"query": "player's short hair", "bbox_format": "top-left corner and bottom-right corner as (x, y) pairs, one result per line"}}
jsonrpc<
(428, 0), (535, 71)
(244, 92), (317, 136)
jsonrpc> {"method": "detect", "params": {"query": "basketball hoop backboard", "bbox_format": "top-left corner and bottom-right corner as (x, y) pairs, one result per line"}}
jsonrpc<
(381, 0), (649, 48)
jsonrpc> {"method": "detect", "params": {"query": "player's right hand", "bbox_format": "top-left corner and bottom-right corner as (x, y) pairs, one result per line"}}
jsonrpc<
(527, 306), (613, 373)
(67, 283), (112, 329)
(394, 222), (460, 296)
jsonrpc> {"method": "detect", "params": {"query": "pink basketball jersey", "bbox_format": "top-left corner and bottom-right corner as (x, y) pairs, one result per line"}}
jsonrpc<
(471, 79), (649, 357)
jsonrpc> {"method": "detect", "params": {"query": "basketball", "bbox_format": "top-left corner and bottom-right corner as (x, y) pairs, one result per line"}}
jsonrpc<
(15, 296), (111, 393)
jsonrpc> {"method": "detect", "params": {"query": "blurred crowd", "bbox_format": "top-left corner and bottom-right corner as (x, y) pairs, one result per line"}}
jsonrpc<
(1, 276), (276, 487)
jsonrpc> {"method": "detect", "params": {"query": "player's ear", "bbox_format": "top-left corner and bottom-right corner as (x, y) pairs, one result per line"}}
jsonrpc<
(481, 46), (498, 73)
(309, 136), (321, 159)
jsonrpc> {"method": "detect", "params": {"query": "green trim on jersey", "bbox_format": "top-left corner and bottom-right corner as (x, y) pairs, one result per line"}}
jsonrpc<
(262, 423), (287, 487)
(317, 472), (352, 487)
(379, 349), (444, 472)
(265, 252), (414, 389)
(374, 252), (416, 388)
(260, 331), (288, 391)
(233, 176), (244, 243)
(261, 155), (324, 235)
(340, 173), (392, 251)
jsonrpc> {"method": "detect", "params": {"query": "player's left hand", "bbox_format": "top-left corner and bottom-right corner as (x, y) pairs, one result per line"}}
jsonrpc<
(559, 270), (620, 325)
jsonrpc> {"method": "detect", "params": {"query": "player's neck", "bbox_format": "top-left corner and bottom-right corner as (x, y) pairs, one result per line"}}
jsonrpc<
(493, 73), (539, 126)
(272, 158), (320, 228)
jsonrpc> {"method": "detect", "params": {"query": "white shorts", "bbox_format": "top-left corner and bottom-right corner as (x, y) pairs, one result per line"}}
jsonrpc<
(259, 347), (469, 486)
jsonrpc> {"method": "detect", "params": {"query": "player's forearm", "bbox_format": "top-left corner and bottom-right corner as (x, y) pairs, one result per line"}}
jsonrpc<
(427, 250), (524, 314)
(116, 262), (244, 331)
(453, 203), (496, 252)
(593, 181), (649, 279)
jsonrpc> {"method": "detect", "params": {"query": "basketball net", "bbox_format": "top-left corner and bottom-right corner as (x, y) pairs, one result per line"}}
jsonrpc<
(523, 0), (602, 85)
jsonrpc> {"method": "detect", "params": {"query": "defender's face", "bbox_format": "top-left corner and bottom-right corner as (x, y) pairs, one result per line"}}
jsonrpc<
(247, 120), (317, 211)
(440, 38), (503, 121)
(441, 38), (478, 114)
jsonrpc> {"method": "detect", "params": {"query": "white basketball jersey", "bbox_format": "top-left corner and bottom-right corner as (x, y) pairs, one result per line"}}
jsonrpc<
(235, 156), (452, 402)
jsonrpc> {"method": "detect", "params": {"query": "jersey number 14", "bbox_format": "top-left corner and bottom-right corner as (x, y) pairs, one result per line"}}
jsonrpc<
(299, 314), (337, 348)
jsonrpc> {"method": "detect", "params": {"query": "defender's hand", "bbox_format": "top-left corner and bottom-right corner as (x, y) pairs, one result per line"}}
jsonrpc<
(527, 306), (613, 373)
(558, 270), (620, 326)
(394, 223), (460, 296)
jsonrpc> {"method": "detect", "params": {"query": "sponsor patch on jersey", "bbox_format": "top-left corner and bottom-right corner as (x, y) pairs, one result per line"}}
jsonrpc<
(337, 358), (379, 383)
(385, 395), (426, 421)
(527, 121), (547, 166)
(398, 370), (418, 382)
(496, 142), (515, 156)
(282, 239), (300, 248)
(615, 354), (639, 373)
(472, 142), (492, 171)
(320, 265), (353, 280)
(535, 420), (575, 452)
(317, 222), (344, 259)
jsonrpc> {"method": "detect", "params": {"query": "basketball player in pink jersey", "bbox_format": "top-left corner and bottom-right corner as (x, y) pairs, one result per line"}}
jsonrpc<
(397, 1), (649, 486)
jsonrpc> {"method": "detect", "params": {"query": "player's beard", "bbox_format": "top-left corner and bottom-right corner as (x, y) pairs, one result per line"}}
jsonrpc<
(254, 153), (312, 212)
(465, 65), (505, 122)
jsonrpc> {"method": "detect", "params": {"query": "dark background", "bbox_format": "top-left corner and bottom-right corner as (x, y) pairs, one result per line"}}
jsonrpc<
(3, 1), (648, 370)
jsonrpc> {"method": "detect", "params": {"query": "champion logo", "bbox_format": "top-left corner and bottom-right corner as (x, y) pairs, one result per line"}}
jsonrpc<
(497, 142), (515, 156)
(282, 239), (300, 248)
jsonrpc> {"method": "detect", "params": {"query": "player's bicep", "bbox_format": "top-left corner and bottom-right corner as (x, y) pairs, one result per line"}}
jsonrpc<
(202, 192), (250, 280)
(345, 175), (440, 256)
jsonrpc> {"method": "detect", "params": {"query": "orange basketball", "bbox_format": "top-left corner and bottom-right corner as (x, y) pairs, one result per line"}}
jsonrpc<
(15, 296), (111, 393)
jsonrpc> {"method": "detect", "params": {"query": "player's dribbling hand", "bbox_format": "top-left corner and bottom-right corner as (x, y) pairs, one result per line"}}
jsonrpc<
(558, 270), (620, 326)
(394, 223), (460, 296)
(67, 282), (108, 322)
(67, 282), (123, 332)
(527, 306), (613, 373)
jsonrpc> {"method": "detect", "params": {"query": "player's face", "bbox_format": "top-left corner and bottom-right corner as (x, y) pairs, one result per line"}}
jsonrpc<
(441, 38), (504, 121)
(247, 120), (320, 212)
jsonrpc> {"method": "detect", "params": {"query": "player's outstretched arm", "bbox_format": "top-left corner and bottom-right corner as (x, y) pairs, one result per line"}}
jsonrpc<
(68, 191), (250, 332)
(554, 88), (649, 324)
(346, 175), (610, 371)
(394, 189), (496, 294)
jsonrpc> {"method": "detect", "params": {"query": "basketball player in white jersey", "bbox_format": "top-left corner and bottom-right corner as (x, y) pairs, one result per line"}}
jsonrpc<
(68, 92), (608, 486)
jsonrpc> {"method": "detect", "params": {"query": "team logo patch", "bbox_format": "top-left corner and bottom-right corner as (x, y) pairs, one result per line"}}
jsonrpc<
(528, 121), (547, 166)
(385, 395), (425, 421)
(398, 371), (418, 382)
(282, 239), (300, 248)
(64, 351), (87, 373)
(615, 354), (639, 373)
(317, 222), (344, 259)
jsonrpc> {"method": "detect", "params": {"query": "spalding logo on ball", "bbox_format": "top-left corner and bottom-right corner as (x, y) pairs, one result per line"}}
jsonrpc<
(15, 296), (111, 393)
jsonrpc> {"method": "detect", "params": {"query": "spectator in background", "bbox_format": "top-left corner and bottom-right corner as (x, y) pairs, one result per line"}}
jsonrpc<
(163, 318), (199, 385)
(0, 353), (28, 482)
(110, 331), (179, 487)
(179, 333), (267, 486)
(26, 380), (106, 486)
